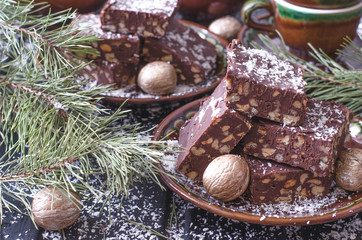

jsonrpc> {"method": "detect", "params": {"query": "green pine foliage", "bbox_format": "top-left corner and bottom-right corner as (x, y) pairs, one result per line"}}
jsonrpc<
(0, 0), (170, 223)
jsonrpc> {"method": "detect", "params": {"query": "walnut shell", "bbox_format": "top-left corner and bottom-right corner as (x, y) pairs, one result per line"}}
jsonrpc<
(335, 148), (362, 191)
(202, 154), (250, 202)
(32, 186), (82, 230)
(208, 16), (242, 41)
(137, 61), (177, 96)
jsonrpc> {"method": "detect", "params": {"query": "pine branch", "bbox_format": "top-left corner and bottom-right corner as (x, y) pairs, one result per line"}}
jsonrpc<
(0, 158), (77, 181)
(0, 0), (174, 223)
(252, 33), (362, 113)
(337, 36), (362, 64)
(1, 0), (99, 80)
(0, 77), (68, 116)
(310, 75), (360, 89)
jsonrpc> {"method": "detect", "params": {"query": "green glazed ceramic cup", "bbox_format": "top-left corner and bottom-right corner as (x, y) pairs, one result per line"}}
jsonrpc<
(241, 0), (362, 54)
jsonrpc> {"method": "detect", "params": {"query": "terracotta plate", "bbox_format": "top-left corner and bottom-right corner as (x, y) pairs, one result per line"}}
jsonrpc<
(153, 98), (362, 226)
(99, 19), (228, 105)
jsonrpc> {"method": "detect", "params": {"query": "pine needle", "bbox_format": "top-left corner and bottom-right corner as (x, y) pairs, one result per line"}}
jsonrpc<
(0, 0), (174, 224)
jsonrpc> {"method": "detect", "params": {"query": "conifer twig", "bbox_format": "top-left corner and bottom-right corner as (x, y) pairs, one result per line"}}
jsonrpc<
(0, 0), (174, 224)
(0, 77), (68, 116)
(0, 158), (77, 181)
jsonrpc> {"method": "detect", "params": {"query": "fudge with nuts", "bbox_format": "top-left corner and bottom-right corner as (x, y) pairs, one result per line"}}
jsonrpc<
(86, 60), (138, 88)
(246, 155), (334, 204)
(100, 0), (180, 38)
(225, 39), (308, 126)
(243, 99), (353, 177)
(177, 79), (252, 181)
(142, 19), (218, 85)
(72, 13), (140, 63)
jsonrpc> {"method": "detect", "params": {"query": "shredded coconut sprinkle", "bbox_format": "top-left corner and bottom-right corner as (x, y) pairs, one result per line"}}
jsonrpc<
(228, 45), (306, 93)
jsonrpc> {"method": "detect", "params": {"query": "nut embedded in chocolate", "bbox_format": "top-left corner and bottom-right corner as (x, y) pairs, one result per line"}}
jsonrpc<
(142, 19), (218, 85)
(71, 13), (140, 63)
(100, 0), (180, 38)
(245, 155), (334, 204)
(242, 99), (353, 177)
(225, 39), (308, 126)
(85, 60), (138, 88)
(176, 79), (252, 181)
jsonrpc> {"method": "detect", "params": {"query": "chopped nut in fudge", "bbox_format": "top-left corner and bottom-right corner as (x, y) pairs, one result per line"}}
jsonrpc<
(225, 39), (308, 126)
(243, 99), (353, 177)
(246, 155), (334, 204)
(72, 13), (140, 63)
(143, 19), (218, 85)
(100, 0), (180, 38)
(86, 60), (138, 88)
(177, 79), (252, 181)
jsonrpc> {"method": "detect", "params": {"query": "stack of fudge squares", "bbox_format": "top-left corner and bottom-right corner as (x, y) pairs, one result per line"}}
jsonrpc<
(72, 0), (218, 89)
(176, 39), (353, 204)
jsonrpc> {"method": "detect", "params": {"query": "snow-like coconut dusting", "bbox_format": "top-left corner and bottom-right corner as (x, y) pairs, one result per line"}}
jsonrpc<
(290, 100), (350, 141)
(229, 45), (306, 94)
(103, 83), (210, 98)
(110, 0), (179, 15)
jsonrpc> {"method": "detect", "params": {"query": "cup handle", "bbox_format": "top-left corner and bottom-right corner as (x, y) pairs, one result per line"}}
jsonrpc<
(241, 0), (275, 32)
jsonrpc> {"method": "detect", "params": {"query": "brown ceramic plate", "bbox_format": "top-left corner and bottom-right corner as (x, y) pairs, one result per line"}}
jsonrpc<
(99, 19), (228, 105)
(153, 98), (362, 226)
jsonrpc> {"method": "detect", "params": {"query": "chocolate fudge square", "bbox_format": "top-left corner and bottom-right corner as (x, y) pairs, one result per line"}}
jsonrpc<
(177, 79), (252, 181)
(225, 39), (307, 126)
(72, 13), (140, 63)
(143, 19), (218, 85)
(100, 0), (180, 38)
(243, 99), (353, 177)
(246, 155), (334, 204)
(86, 60), (138, 88)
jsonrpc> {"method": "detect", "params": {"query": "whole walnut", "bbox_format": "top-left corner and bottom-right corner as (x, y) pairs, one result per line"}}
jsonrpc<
(208, 16), (242, 41)
(32, 186), (82, 230)
(137, 61), (177, 96)
(203, 154), (250, 202)
(335, 148), (362, 191)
